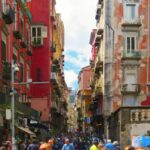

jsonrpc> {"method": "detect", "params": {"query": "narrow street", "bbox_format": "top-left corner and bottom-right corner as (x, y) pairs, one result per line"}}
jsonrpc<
(0, 0), (150, 150)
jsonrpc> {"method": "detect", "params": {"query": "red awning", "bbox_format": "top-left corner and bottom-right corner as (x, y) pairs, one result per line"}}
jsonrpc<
(141, 96), (150, 106)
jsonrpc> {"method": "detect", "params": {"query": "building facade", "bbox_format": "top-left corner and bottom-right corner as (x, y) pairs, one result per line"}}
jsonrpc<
(30, 0), (67, 132)
(90, 0), (150, 146)
(0, 0), (67, 141)
(0, 0), (41, 143)
(77, 66), (93, 133)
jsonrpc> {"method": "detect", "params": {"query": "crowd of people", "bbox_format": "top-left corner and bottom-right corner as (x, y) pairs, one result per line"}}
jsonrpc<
(0, 135), (149, 150)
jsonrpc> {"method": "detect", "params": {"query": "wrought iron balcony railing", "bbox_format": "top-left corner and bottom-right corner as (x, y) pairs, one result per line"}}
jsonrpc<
(2, 7), (15, 24)
(13, 30), (22, 39)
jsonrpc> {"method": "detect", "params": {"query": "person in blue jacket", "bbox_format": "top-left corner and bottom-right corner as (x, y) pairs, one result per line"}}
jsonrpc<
(62, 138), (74, 150)
(105, 139), (115, 150)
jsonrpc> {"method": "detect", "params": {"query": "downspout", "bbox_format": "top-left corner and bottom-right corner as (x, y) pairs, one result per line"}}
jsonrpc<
(147, 0), (150, 93)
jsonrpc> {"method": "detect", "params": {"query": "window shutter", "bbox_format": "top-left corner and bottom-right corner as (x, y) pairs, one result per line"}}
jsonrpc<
(1, 41), (6, 61)
(42, 26), (48, 38)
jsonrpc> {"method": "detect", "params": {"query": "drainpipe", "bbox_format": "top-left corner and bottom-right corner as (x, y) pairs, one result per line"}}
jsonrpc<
(147, 0), (150, 94)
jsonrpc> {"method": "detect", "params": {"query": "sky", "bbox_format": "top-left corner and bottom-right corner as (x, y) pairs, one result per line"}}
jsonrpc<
(56, 0), (97, 90)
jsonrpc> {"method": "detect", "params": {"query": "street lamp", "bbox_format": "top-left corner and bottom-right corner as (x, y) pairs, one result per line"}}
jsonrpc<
(11, 60), (19, 150)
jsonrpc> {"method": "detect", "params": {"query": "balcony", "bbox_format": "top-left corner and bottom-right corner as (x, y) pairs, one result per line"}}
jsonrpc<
(108, 106), (150, 147)
(94, 61), (103, 74)
(121, 51), (141, 60)
(51, 64), (57, 72)
(50, 11), (56, 21)
(110, 106), (150, 124)
(121, 84), (141, 95)
(97, 28), (103, 36)
(98, 0), (103, 4)
(95, 13), (100, 21)
(90, 59), (94, 68)
(13, 30), (22, 39)
(2, 7), (15, 24)
(50, 43), (56, 52)
(92, 86), (103, 99)
(88, 101), (98, 112)
(50, 72), (57, 82)
(53, 21), (57, 29)
(121, 18), (142, 28)
(26, 49), (32, 56)
(96, 3), (102, 14)
(130, 108), (150, 122)
(20, 41), (27, 48)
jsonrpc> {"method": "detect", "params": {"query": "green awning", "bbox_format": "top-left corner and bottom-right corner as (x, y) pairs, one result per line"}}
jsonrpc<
(17, 0), (32, 21)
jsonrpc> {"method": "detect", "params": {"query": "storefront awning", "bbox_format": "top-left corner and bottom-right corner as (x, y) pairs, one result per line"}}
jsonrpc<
(17, 126), (36, 136)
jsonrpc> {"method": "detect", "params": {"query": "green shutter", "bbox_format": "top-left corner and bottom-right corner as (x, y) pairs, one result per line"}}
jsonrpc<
(1, 41), (6, 61)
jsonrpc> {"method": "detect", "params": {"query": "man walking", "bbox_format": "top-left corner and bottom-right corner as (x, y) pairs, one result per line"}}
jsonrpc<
(62, 138), (74, 150)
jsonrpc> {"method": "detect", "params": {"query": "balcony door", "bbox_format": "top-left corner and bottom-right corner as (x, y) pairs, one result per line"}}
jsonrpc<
(124, 2), (139, 22)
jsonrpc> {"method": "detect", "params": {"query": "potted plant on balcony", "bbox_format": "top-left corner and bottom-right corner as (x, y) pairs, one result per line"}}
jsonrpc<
(2, 7), (15, 24)
(13, 30), (22, 39)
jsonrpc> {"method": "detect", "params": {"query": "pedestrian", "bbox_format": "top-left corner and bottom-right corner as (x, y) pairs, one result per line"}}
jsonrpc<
(62, 138), (74, 150)
(18, 140), (27, 150)
(52, 139), (59, 150)
(104, 139), (115, 150)
(113, 141), (120, 150)
(48, 139), (53, 150)
(39, 143), (50, 150)
(57, 138), (64, 150)
(98, 143), (104, 150)
(5, 141), (11, 150)
(27, 139), (39, 150)
(90, 139), (99, 150)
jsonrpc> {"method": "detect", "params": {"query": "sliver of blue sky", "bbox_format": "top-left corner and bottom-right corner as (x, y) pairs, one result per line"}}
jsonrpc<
(56, 0), (97, 89)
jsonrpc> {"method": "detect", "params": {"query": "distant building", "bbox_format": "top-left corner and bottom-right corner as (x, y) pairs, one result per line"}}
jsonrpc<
(77, 66), (93, 132)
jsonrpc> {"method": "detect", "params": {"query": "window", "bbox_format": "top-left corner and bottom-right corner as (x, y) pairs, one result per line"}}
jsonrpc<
(126, 4), (136, 20)
(2, 0), (6, 12)
(31, 26), (43, 46)
(1, 40), (6, 61)
(36, 68), (41, 81)
(20, 63), (23, 82)
(124, 2), (139, 21)
(126, 36), (136, 52)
